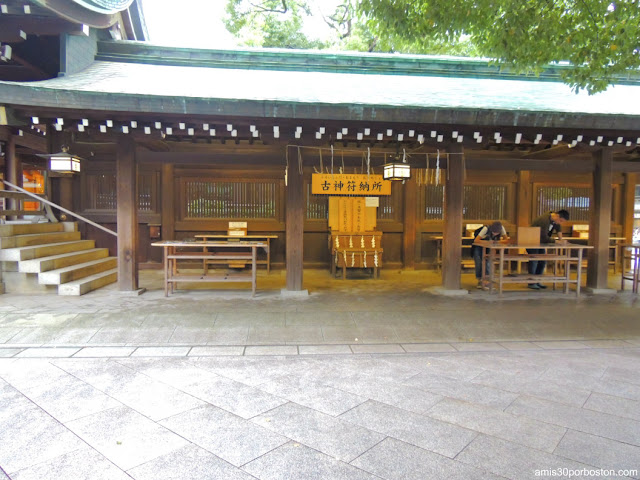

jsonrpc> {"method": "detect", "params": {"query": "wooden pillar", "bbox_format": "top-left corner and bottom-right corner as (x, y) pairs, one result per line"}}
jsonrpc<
(285, 162), (304, 291)
(58, 178), (74, 212)
(516, 170), (532, 228)
(587, 148), (613, 290)
(47, 130), (74, 213)
(622, 173), (637, 245)
(116, 136), (138, 291)
(161, 163), (175, 240)
(4, 134), (20, 215)
(402, 176), (417, 268)
(442, 144), (465, 290)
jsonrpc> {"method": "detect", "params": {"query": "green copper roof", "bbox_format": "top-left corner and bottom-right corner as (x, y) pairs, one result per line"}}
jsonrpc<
(4, 58), (640, 114)
(1, 41), (639, 132)
(97, 41), (640, 85)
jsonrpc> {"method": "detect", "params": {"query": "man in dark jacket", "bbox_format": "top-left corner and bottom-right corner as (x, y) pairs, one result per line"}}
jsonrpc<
(527, 210), (570, 289)
(472, 221), (509, 289)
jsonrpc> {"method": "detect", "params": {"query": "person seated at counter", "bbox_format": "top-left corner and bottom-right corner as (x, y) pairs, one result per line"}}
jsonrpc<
(527, 209), (570, 290)
(472, 221), (509, 289)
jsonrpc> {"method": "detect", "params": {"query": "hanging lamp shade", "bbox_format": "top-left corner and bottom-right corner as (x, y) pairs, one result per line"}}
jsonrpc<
(37, 147), (82, 173)
(383, 162), (410, 181)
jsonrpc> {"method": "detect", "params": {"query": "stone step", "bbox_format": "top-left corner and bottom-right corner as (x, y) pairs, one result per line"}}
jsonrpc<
(0, 231), (81, 249)
(58, 268), (117, 296)
(0, 240), (96, 261)
(0, 222), (64, 237)
(39, 257), (118, 285)
(19, 248), (110, 273)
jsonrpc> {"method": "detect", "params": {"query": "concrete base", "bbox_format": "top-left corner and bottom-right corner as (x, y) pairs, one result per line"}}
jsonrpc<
(60, 221), (78, 232)
(280, 288), (309, 297)
(426, 286), (470, 296)
(116, 288), (147, 296)
(584, 287), (617, 295)
(2, 271), (55, 294)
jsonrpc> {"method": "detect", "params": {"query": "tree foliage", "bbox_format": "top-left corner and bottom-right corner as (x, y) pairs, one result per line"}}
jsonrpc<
(224, 0), (640, 93)
(359, 0), (640, 93)
(224, 0), (330, 49)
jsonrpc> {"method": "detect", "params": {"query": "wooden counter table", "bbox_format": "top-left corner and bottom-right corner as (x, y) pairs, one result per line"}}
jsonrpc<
(195, 234), (278, 273)
(621, 244), (640, 293)
(565, 237), (625, 273)
(152, 240), (267, 297)
(479, 242), (593, 296)
(430, 236), (475, 270)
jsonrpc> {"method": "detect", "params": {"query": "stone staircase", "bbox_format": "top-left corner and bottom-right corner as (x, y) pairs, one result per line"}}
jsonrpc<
(0, 222), (117, 295)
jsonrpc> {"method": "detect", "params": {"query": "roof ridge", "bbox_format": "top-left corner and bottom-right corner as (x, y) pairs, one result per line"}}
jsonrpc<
(95, 40), (640, 86)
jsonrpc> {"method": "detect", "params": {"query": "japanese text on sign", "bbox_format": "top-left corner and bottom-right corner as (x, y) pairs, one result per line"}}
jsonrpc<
(311, 174), (391, 196)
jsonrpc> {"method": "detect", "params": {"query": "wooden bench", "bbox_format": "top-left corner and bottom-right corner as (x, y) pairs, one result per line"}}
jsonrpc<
(195, 234), (277, 272)
(480, 242), (592, 296)
(152, 240), (266, 296)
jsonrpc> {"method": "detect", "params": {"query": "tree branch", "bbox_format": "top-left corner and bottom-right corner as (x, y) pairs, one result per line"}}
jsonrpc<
(249, 0), (288, 14)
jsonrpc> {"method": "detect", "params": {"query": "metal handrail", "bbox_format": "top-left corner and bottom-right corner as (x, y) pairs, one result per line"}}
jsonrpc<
(1, 179), (117, 237)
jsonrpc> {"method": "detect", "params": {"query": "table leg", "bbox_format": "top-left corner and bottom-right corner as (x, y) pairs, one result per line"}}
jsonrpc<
(163, 246), (169, 297)
(171, 247), (177, 294)
(498, 248), (504, 295)
(481, 248), (487, 290)
(202, 246), (208, 275)
(252, 246), (257, 297)
(564, 250), (570, 294)
(631, 249), (640, 293)
(576, 248), (583, 297)
(266, 238), (271, 274)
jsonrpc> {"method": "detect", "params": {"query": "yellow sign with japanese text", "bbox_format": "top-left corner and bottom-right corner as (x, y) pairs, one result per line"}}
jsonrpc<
(311, 174), (391, 196)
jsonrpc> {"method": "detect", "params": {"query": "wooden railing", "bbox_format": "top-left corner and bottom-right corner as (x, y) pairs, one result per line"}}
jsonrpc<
(0, 179), (117, 237)
(0, 189), (57, 223)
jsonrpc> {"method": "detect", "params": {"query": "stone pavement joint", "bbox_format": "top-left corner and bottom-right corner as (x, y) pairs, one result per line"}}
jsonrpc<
(1, 347), (639, 479)
(1, 339), (639, 358)
(1, 270), (640, 478)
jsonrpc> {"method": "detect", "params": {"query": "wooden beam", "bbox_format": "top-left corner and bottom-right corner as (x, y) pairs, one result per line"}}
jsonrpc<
(465, 157), (595, 172)
(286, 155), (304, 291)
(442, 144), (464, 290)
(0, 17), (80, 42)
(516, 171), (532, 227)
(587, 149), (613, 290)
(0, 126), (47, 152)
(116, 136), (138, 291)
(521, 144), (573, 159)
(613, 161), (640, 172)
(14, 131), (48, 153)
(160, 163), (175, 241)
(402, 177), (417, 268)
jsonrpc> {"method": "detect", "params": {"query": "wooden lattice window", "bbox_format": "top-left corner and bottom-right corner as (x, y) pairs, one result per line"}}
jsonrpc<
(184, 179), (277, 219)
(421, 184), (444, 220)
(86, 173), (117, 210)
(420, 184), (508, 220)
(377, 182), (402, 220)
(463, 185), (507, 220)
(137, 172), (157, 212)
(306, 184), (328, 219)
(84, 172), (158, 212)
(536, 186), (591, 222)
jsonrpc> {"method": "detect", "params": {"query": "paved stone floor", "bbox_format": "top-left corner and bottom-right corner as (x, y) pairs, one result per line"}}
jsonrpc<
(1, 269), (639, 479)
